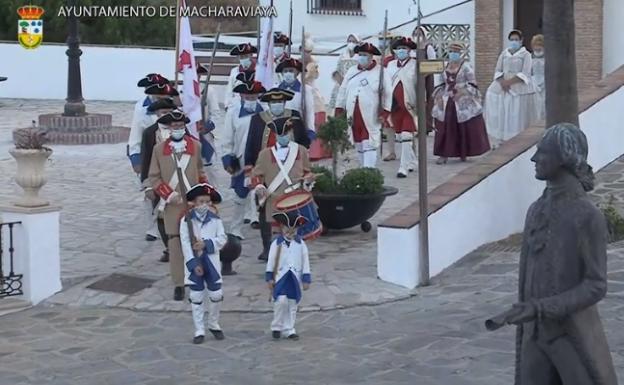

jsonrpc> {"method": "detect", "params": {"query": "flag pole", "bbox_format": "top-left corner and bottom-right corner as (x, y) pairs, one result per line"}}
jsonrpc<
(173, 0), (181, 90)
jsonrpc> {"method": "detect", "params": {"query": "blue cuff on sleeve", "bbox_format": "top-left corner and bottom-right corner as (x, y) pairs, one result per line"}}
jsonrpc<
(265, 272), (274, 282)
(204, 120), (216, 132)
(203, 239), (215, 254)
(186, 258), (201, 272)
(129, 153), (141, 167)
(222, 154), (236, 169)
(302, 273), (311, 284)
(307, 130), (317, 141)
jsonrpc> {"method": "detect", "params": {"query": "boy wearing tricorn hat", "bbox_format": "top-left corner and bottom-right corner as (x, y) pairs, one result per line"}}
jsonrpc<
(221, 73), (266, 239)
(148, 110), (208, 302)
(180, 183), (227, 344)
(245, 88), (313, 261)
(275, 57), (315, 133)
(265, 210), (312, 341)
(224, 43), (257, 112)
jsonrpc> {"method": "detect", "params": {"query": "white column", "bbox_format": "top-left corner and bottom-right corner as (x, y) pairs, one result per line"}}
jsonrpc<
(0, 205), (62, 305)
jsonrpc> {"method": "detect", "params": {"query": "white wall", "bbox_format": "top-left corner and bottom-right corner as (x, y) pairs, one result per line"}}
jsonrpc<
(0, 43), (175, 101)
(379, 85), (624, 289)
(603, 0), (624, 75)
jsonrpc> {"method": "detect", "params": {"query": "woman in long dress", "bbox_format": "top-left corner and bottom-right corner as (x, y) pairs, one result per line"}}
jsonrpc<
(484, 29), (538, 147)
(329, 34), (361, 111)
(530, 34), (545, 121)
(432, 42), (490, 164)
(306, 61), (331, 161)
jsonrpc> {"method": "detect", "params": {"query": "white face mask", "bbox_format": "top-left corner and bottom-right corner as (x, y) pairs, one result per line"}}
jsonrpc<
(269, 103), (285, 116)
(283, 72), (296, 83)
(240, 57), (252, 68)
(170, 128), (185, 140)
(243, 100), (257, 111)
(533, 49), (544, 57)
(194, 204), (210, 217)
(273, 46), (284, 57)
(357, 54), (370, 67)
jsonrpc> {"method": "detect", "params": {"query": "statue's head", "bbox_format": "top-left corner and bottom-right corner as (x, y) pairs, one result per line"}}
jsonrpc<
(530, 123), (594, 191)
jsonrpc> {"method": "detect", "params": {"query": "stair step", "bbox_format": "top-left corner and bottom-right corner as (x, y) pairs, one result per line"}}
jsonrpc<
(0, 297), (32, 317)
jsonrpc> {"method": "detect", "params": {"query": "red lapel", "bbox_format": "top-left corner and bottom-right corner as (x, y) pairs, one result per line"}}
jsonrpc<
(162, 136), (196, 156)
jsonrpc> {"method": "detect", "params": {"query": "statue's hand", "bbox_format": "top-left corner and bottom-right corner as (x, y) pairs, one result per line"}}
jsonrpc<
(506, 302), (537, 325)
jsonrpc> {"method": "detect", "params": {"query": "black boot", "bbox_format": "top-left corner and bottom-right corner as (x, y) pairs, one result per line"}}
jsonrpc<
(272, 331), (281, 340)
(173, 286), (184, 301)
(159, 249), (169, 263)
(193, 335), (204, 344)
(209, 329), (225, 340)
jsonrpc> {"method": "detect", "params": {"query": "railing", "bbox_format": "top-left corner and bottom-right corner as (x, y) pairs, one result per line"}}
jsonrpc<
(0, 222), (23, 298)
(307, 0), (364, 16)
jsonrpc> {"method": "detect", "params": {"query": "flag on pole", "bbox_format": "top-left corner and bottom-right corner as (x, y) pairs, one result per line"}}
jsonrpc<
(255, 15), (275, 89)
(177, 0), (202, 138)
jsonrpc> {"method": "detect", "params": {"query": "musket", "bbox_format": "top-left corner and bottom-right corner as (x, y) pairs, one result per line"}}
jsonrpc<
(485, 306), (525, 331)
(174, 154), (199, 258)
(287, 0), (293, 55)
(300, 26), (308, 131)
(200, 22), (222, 123)
(378, 10), (388, 155)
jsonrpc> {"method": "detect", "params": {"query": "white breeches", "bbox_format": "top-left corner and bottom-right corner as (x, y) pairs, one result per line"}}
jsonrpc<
(189, 288), (223, 337)
(271, 295), (298, 336)
(397, 132), (417, 174)
(355, 140), (377, 168)
(143, 197), (159, 237)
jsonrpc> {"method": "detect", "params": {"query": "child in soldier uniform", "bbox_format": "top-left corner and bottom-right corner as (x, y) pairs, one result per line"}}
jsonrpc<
(265, 211), (312, 341)
(180, 183), (227, 344)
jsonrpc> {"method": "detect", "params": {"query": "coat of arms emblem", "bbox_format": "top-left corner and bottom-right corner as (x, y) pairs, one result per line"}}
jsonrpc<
(17, 5), (45, 49)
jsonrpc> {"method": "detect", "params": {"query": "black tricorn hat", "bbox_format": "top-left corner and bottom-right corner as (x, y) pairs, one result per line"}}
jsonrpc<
(186, 183), (222, 204)
(272, 210), (307, 229)
(259, 87), (295, 103)
(274, 32), (290, 45)
(391, 37), (418, 50)
(275, 57), (304, 73)
(137, 73), (169, 87)
(229, 43), (257, 56)
(145, 83), (179, 96)
(156, 109), (190, 125)
(354, 42), (382, 56)
(235, 71), (256, 83)
(147, 97), (177, 112)
(233, 81), (266, 95)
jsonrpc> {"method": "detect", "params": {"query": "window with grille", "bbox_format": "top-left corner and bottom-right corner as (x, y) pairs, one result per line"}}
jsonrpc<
(307, 0), (364, 16)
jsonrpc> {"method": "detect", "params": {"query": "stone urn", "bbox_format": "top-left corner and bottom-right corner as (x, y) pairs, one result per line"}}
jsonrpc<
(9, 148), (52, 207)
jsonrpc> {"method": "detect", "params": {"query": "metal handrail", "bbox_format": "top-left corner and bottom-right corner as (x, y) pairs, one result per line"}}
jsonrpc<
(327, 0), (473, 53)
(0, 221), (23, 298)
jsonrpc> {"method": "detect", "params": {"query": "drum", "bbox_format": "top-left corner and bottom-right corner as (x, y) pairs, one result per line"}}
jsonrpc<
(275, 190), (322, 241)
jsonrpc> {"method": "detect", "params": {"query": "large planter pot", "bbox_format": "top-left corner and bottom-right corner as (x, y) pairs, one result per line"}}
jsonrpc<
(312, 186), (398, 232)
(9, 148), (52, 208)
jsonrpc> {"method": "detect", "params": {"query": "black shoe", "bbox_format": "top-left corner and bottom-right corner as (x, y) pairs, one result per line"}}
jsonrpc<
(173, 286), (184, 301)
(209, 329), (225, 340)
(397, 172), (407, 178)
(257, 252), (268, 261)
(272, 331), (281, 340)
(159, 250), (169, 263)
(193, 335), (204, 344)
(244, 219), (251, 224)
(250, 221), (260, 230)
(145, 234), (158, 242)
(287, 334), (299, 341)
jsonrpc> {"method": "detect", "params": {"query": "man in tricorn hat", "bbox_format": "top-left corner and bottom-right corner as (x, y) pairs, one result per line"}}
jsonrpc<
(224, 43), (257, 112)
(250, 113), (315, 262)
(148, 110), (208, 301)
(335, 42), (383, 168)
(221, 74), (266, 239)
(487, 123), (618, 385)
(275, 57), (315, 133)
(382, 36), (419, 178)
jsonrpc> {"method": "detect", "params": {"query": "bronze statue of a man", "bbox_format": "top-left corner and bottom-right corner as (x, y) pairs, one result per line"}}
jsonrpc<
(486, 123), (618, 385)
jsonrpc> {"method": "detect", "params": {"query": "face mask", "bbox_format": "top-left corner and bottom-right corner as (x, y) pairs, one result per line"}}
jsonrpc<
(357, 55), (370, 67)
(243, 100), (257, 111)
(240, 57), (252, 68)
(273, 46), (284, 57)
(170, 128), (185, 140)
(283, 72), (296, 83)
(194, 204), (210, 217)
(269, 103), (285, 116)
(395, 49), (409, 61)
(347, 42), (356, 51)
(277, 134), (290, 147)
(509, 40), (521, 50)
(448, 52), (461, 62)
(533, 49), (544, 57)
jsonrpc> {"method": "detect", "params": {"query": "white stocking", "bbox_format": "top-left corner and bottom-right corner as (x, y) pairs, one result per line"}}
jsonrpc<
(189, 290), (205, 337)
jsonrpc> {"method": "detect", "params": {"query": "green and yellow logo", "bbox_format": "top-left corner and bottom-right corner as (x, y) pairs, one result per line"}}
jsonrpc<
(17, 5), (45, 49)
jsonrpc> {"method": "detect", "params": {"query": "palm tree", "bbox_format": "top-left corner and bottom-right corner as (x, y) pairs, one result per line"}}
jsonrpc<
(543, 0), (579, 127)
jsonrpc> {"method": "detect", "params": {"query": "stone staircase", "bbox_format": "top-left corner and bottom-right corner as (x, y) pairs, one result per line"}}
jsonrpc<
(0, 297), (31, 317)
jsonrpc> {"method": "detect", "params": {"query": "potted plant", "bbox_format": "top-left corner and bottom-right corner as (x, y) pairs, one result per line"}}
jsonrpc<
(312, 116), (398, 232)
(10, 123), (52, 207)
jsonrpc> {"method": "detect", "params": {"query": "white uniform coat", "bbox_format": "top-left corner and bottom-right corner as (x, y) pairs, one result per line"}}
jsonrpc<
(383, 58), (418, 116)
(224, 66), (250, 111)
(266, 237), (311, 302)
(336, 63), (383, 148)
(279, 82), (315, 132)
(180, 213), (227, 286)
(129, 97), (157, 157)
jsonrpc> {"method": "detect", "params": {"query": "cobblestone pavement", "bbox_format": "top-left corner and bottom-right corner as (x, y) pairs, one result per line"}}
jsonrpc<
(0, 98), (476, 311)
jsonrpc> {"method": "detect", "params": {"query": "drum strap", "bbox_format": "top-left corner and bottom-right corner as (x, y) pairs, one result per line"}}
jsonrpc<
(267, 142), (298, 196)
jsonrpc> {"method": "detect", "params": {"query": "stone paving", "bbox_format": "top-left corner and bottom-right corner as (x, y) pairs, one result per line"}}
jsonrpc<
(0, 98), (476, 312)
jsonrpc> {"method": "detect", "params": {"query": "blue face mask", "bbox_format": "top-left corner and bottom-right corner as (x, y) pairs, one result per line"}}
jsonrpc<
(357, 54), (370, 67)
(273, 46), (284, 57)
(277, 134), (290, 147)
(243, 100), (257, 111)
(240, 57), (252, 69)
(395, 49), (409, 60)
(448, 52), (461, 62)
(283, 72), (296, 83)
(269, 103), (285, 116)
(509, 40), (521, 50)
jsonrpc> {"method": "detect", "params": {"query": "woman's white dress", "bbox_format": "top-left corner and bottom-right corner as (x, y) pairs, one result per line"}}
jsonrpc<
(484, 47), (539, 143)
(532, 55), (545, 121)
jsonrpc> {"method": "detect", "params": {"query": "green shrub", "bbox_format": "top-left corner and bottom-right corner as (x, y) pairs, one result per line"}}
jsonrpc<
(601, 195), (624, 243)
(310, 165), (336, 193)
(339, 167), (384, 195)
